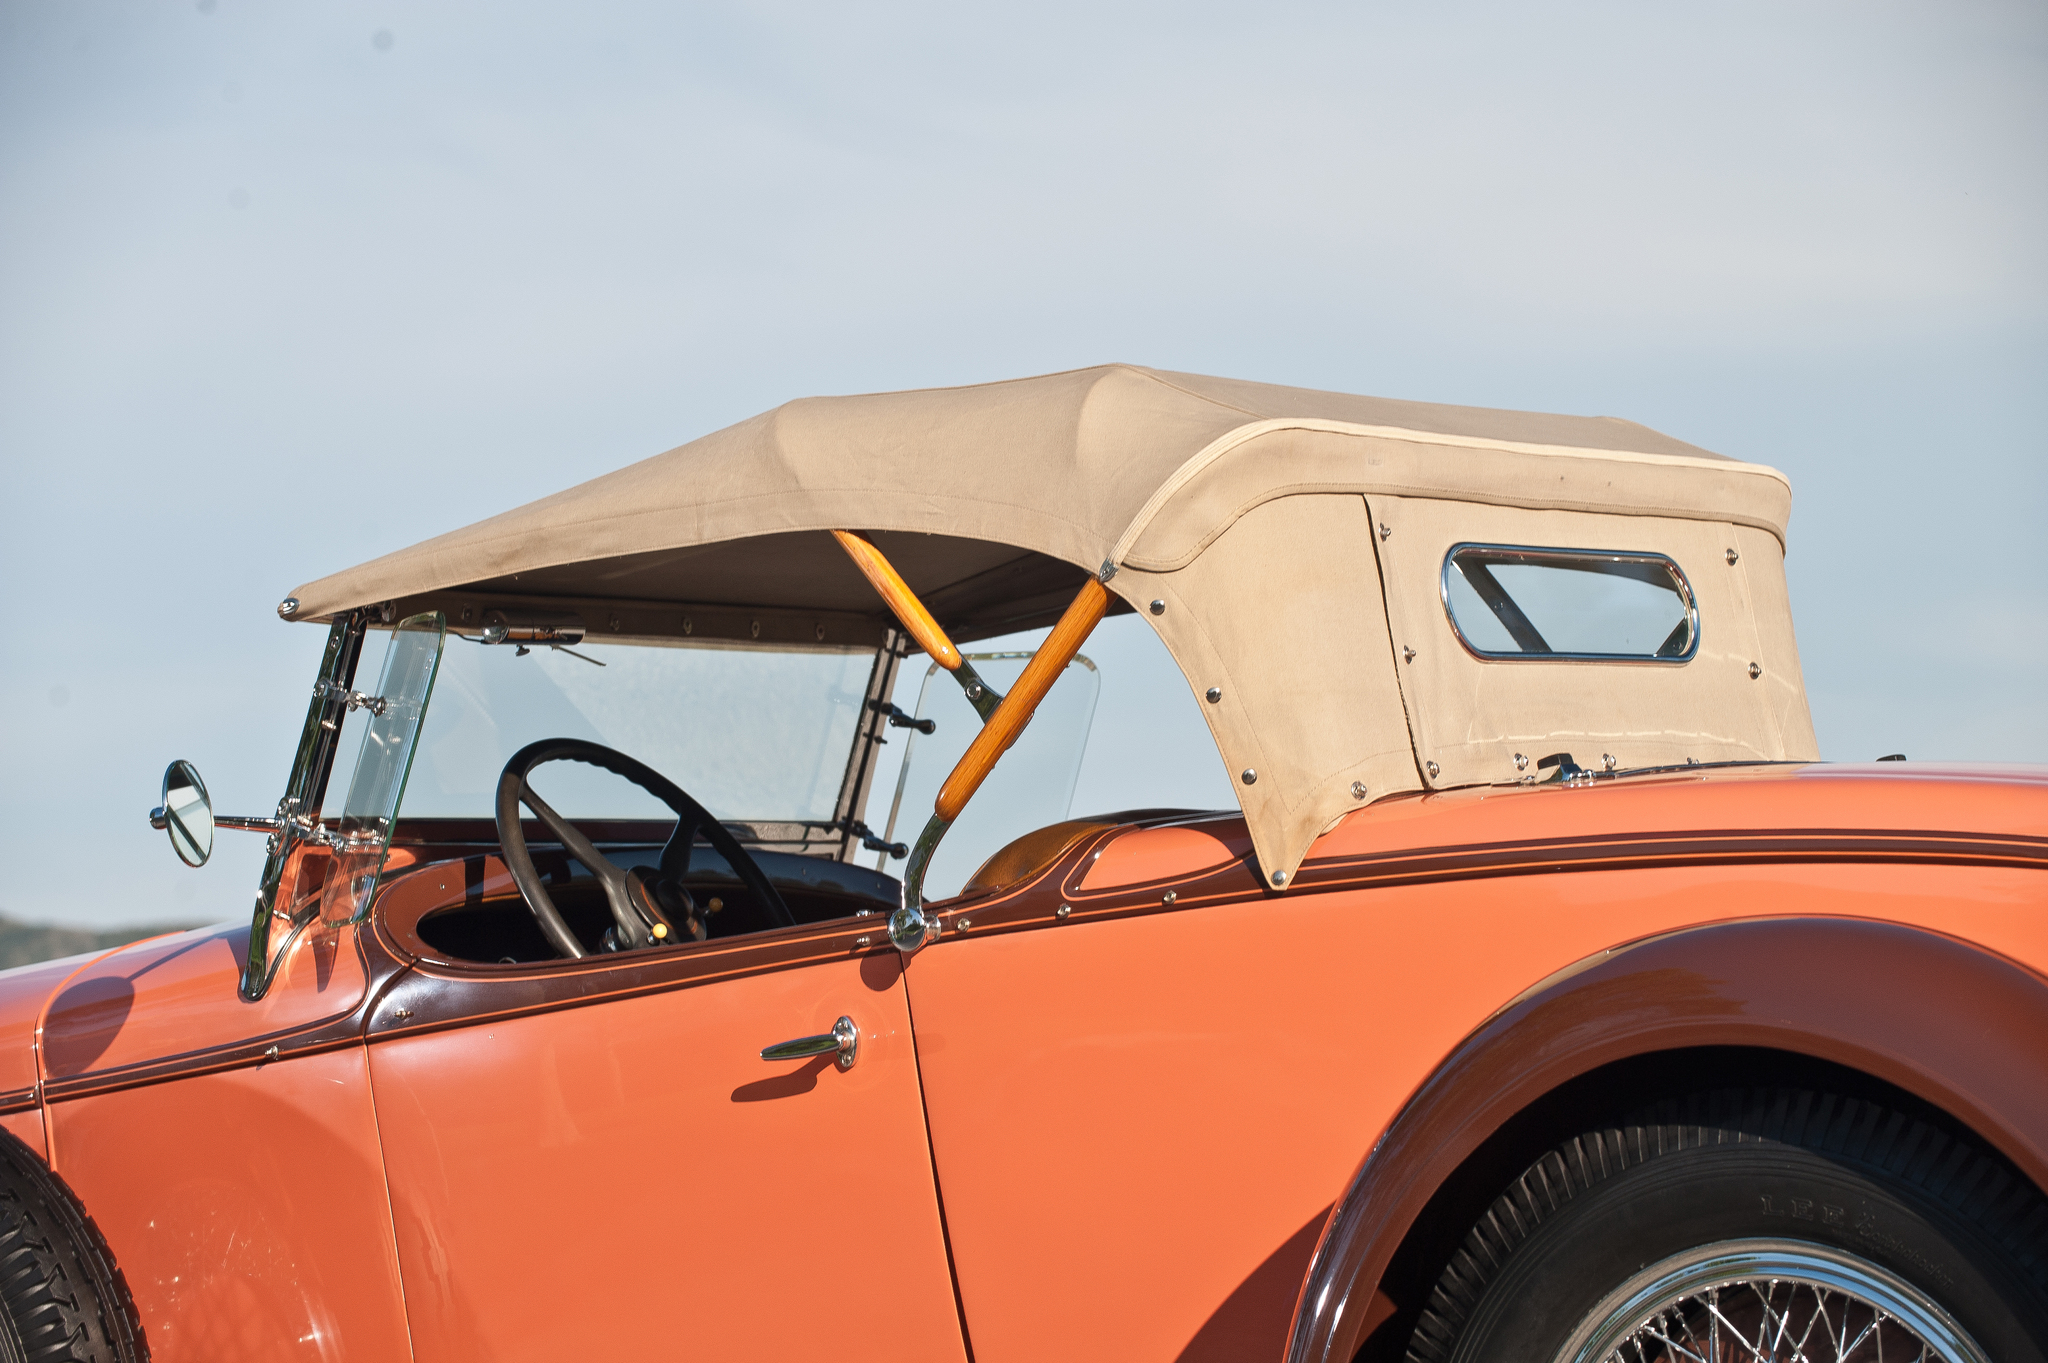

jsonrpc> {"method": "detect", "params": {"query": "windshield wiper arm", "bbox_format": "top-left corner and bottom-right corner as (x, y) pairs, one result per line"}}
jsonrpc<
(839, 818), (908, 860)
(871, 700), (935, 734)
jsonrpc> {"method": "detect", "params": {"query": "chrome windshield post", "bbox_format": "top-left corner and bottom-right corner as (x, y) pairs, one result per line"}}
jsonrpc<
(241, 610), (368, 1000)
(830, 628), (908, 864)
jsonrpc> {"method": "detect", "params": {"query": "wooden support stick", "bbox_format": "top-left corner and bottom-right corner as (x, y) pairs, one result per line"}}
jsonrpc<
(832, 531), (963, 670)
(936, 578), (1110, 822)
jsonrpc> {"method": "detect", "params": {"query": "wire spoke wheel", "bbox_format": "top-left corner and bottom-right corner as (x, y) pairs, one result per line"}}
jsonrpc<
(1568, 1241), (1993, 1363)
(1402, 1088), (2048, 1363)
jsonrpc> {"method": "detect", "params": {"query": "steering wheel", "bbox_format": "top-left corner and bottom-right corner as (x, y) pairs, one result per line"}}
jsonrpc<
(495, 738), (796, 959)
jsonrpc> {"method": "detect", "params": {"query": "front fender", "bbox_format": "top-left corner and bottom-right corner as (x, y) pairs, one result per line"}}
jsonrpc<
(0, 947), (141, 1159)
(1283, 915), (2048, 1363)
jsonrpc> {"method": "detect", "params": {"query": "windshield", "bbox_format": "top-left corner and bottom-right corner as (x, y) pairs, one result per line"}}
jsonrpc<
(325, 636), (877, 822)
(321, 608), (1238, 904)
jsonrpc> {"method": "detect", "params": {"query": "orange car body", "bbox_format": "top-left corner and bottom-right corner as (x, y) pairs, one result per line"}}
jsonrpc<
(18, 367), (2045, 1360)
(12, 764), (2044, 1361)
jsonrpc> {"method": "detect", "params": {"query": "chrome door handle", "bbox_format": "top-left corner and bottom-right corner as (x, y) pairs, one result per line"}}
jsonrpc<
(760, 1016), (859, 1071)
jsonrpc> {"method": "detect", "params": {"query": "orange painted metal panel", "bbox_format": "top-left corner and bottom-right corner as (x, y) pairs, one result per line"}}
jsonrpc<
(1288, 913), (2048, 1363)
(1081, 763), (2048, 897)
(1077, 820), (1250, 890)
(1294, 762), (2048, 868)
(368, 954), (966, 1363)
(908, 768), (2048, 1363)
(39, 922), (368, 1085)
(49, 1046), (412, 1362)
(0, 955), (108, 1096)
(0, 952), (117, 1121)
(2, 762), (2032, 1361)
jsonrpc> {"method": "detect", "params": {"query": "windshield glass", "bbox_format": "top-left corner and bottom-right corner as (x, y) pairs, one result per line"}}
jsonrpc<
(862, 614), (1238, 899)
(876, 652), (1100, 899)
(323, 611), (444, 922)
(325, 636), (876, 821)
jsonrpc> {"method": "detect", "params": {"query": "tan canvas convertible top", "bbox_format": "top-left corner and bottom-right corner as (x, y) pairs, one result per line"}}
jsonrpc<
(287, 364), (1817, 887)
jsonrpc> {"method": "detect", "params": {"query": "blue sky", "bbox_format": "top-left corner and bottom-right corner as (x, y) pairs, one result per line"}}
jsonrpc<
(2, 1), (2043, 927)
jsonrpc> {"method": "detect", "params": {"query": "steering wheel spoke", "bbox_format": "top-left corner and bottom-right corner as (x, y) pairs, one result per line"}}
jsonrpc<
(495, 738), (795, 959)
(518, 784), (649, 951)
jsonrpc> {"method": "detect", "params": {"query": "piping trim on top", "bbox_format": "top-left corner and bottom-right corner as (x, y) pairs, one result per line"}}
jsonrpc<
(1105, 418), (1791, 573)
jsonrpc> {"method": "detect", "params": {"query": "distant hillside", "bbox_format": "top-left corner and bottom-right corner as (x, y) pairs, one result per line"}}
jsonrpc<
(0, 916), (209, 972)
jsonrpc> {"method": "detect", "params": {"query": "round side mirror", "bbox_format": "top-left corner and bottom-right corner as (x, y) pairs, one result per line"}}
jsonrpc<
(157, 760), (215, 868)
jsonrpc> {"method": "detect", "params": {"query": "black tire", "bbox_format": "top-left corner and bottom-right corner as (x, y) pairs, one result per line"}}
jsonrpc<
(0, 1134), (141, 1363)
(1406, 1087), (2048, 1363)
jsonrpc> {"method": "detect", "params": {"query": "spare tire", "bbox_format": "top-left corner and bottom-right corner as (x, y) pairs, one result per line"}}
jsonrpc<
(0, 1131), (141, 1363)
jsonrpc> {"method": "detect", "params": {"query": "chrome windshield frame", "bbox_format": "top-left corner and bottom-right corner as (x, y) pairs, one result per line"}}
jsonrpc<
(241, 608), (369, 1000)
(828, 628), (908, 864)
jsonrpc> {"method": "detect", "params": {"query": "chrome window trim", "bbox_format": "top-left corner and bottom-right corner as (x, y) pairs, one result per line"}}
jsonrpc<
(1438, 542), (1700, 664)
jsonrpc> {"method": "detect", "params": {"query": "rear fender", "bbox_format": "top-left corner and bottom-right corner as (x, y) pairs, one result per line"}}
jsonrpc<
(1282, 915), (2048, 1363)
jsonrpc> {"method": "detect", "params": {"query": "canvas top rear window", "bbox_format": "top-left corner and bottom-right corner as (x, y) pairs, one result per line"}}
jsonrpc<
(1440, 544), (1698, 661)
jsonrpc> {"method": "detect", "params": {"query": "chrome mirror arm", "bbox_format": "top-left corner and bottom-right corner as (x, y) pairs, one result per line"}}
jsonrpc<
(226, 813), (294, 836)
(147, 809), (306, 838)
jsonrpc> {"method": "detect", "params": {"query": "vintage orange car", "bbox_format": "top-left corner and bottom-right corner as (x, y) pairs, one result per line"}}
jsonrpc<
(3, 365), (2043, 1362)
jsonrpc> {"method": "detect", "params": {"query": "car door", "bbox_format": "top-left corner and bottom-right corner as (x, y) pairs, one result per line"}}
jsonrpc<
(365, 940), (964, 1362)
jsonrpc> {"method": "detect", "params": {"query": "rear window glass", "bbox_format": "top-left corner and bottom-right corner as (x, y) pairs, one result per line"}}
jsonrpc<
(1440, 544), (1698, 661)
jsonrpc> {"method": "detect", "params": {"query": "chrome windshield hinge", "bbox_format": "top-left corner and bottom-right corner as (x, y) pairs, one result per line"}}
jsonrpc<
(313, 678), (389, 729)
